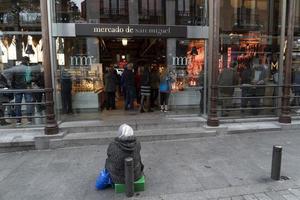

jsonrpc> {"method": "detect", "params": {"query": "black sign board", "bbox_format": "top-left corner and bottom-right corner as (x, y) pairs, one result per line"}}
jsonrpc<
(75, 24), (187, 38)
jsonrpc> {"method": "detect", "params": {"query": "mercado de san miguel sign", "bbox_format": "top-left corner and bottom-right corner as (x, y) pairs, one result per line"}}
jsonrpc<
(75, 24), (187, 38)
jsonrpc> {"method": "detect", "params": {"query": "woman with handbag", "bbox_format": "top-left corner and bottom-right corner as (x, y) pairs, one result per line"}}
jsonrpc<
(159, 67), (171, 112)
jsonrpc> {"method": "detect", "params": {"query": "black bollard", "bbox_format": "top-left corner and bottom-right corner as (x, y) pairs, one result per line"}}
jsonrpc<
(125, 157), (134, 197)
(271, 145), (282, 180)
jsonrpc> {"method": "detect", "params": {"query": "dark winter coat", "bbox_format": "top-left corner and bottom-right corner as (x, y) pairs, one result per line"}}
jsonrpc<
(105, 137), (144, 184)
(122, 69), (135, 89)
(218, 68), (237, 95)
(104, 72), (117, 92)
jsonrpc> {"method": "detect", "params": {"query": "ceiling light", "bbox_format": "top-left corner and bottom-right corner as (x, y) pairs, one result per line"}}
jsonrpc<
(122, 38), (128, 46)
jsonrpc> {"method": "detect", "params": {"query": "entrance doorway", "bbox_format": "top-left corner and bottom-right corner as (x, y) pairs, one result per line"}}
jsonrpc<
(55, 37), (207, 122)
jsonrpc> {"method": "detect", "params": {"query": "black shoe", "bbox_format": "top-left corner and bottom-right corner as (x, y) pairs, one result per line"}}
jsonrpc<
(148, 109), (154, 112)
(140, 109), (145, 113)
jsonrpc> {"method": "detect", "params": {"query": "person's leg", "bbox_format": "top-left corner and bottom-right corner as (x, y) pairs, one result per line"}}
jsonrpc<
(15, 93), (23, 123)
(140, 95), (145, 112)
(146, 95), (152, 112)
(164, 93), (170, 112)
(125, 88), (130, 110)
(105, 92), (110, 110)
(67, 91), (73, 113)
(111, 92), (116, 109)
(200, 89), (204, 113)
(129, 87), (135, 110)
(160, 93), (165, 111)
(25, 93), (33, 122)
(61, 90), (67, 114)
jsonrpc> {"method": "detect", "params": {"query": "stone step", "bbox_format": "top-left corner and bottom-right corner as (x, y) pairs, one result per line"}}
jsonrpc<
(59, 119), (206, 133)
(49, 127), (217, 149)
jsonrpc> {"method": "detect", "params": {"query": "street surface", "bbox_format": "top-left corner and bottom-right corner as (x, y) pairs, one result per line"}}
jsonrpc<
(0, 130), (300, 200)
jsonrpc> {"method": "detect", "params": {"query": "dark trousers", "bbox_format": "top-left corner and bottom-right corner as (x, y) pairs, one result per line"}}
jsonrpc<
(160, 92), (169, 106)
(125, 87), (135, 110)
(241, 88), (251, 112)
(61, 90), (72, 114)
(106, 92), (116, 109)
(15, 93), (33, 123)
(151, 89), (159, 107)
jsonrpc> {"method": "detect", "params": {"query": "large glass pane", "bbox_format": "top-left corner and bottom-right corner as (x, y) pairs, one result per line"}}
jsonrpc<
(291, 0), (300, 114)
(175, 0), (208, 26)
(54, 36), (206, 122)
(0, 0), (44, 127)
(218, 0), (281, 118)
(54, 0), (129, 24)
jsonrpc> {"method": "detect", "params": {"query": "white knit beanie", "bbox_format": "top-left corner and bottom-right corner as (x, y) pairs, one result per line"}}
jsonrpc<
(117, 124), (134, 139)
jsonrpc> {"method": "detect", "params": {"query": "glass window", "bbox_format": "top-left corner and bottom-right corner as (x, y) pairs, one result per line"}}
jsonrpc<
(291, 1), (300, 113)
(55, 0), (129, 24)
(175, 0), (208, 26)
(0, 1), (44, 127)
(218, 0), (281, 118)
(138, 0), (165, 24)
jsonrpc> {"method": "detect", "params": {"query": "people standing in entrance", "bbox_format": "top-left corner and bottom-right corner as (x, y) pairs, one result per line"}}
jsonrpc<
(61, 69), (73, 114)
(11, 57), (34, 125)
(159, 67), (171, 112)
(150, 66), (160, 109)
(104, 67), (117, 110)
(122, 63), (135, 110)
(140, 65), (153, 113)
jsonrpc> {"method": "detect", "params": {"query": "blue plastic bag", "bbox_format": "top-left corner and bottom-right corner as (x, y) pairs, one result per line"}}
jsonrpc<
(95, 169), (113, 190)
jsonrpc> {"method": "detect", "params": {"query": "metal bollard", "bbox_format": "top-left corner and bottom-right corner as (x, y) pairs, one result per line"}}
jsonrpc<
(125, 157), (134, 197)
(271, 145), (282, 180)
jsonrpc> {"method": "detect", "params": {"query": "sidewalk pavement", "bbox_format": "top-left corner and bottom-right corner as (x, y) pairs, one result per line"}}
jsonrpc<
(0, 129), (300, 200)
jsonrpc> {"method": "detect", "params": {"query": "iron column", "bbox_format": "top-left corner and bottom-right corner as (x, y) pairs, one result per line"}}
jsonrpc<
(279, 0), (296, 124)
(40, 0), (59, 135)
(207, 0), (220, 126)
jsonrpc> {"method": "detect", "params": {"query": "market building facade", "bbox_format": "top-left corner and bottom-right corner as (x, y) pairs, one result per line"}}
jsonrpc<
(0, 0), (299, 134)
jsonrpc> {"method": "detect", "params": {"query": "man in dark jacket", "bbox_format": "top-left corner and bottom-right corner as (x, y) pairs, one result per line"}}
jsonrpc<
(9, 57), (33, 125)
(104, 67), (117, 110)
(95, 124), (143, 189)
(122, 63), (135, 110)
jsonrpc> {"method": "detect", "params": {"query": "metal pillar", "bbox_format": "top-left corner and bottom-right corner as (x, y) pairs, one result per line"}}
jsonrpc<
(125, 157), (134, 197)
(207, 0), (220, 127)
(279, 0), (296, 124)
(40, 0), (59, 135)
(271, 145), (282, 180)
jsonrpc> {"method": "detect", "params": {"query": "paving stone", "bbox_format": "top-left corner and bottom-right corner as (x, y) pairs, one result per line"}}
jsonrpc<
(244, 195), (259, 200)
(289, 189), (300, 198)
(254, 193), (272, 200)
(265, 191), (286, 200)
(281, 194), (299, 200)
(231, 196), (245, 200)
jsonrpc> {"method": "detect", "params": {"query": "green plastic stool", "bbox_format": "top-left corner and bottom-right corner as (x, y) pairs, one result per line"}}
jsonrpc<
(114, 175), (145, 193)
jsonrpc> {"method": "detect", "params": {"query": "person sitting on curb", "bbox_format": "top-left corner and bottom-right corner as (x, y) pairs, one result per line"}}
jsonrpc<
(95, 124), (144, 190)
